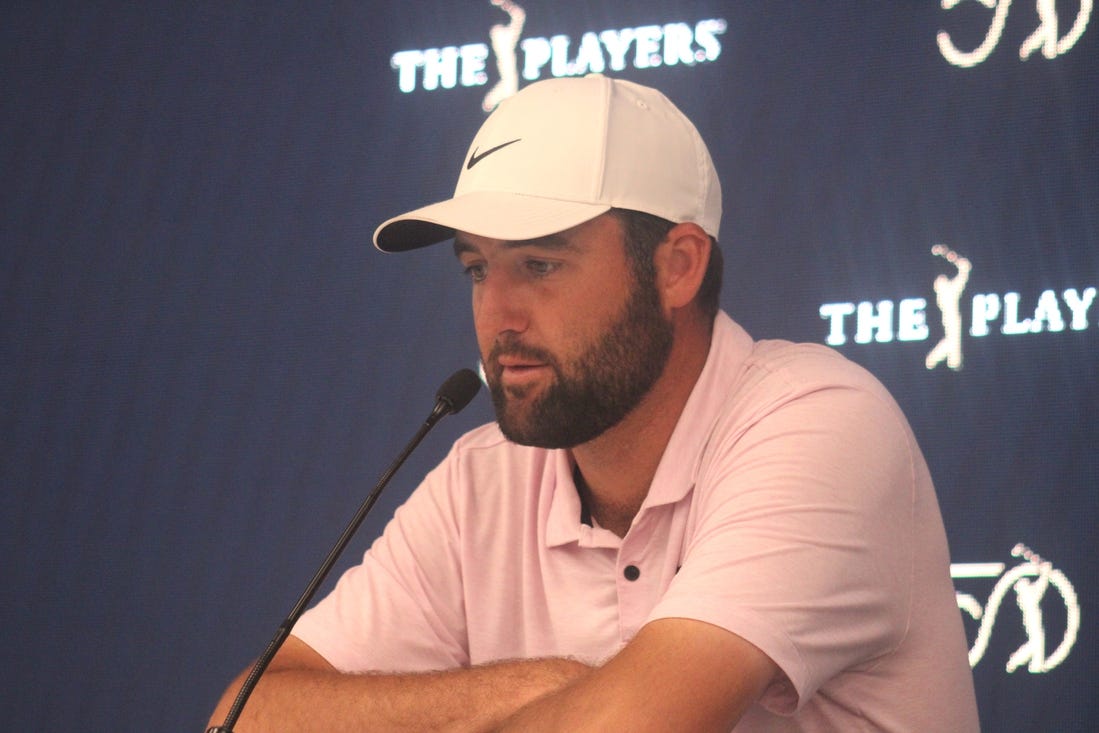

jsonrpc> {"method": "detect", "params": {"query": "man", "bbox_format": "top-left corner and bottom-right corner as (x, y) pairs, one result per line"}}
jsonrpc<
(209, 75), (980, 731)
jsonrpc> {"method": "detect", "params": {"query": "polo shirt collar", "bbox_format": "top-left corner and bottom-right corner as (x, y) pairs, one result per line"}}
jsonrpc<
(640, 311), (753, 510)
(545, 451), (623, 548)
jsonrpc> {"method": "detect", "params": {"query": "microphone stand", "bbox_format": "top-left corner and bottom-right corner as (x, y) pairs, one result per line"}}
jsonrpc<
(207, 369), (480, 732)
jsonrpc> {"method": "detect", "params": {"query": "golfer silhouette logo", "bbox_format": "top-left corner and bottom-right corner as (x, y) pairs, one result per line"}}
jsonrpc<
(925, 245), (971, 371)
(955, 544), (1081, 673)
(483, 0), (526, 112)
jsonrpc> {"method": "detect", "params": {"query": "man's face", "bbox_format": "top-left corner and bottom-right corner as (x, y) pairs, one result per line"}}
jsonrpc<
(455, 214), (673, 448)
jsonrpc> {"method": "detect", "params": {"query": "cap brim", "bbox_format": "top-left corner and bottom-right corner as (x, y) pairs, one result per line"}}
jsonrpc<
(373, 191), (611, 252)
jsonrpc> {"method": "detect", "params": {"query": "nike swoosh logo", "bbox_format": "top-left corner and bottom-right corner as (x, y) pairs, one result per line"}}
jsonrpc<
(466, 138), (522, 170)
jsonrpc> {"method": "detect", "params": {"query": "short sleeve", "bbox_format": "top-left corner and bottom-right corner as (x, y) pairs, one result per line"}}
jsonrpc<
(648, 379), (918, 714)
(291, 450), (471, 673)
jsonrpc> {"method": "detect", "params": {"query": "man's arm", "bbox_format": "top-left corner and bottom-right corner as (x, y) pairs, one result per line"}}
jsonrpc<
(207, 635), (592, 732)
(496, 618), (779, 732)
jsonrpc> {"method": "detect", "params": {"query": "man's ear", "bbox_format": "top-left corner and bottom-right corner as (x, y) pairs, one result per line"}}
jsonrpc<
(654, 222), (712, 312)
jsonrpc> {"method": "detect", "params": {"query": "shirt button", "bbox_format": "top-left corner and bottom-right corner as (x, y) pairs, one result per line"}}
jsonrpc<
(623, 565), (641, 581)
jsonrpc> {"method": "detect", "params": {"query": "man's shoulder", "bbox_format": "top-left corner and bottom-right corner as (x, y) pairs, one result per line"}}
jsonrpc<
(711, 313), (883, 397)
(697, 316), (904, 442)
(694, 332), (915, 458)
(738, 337), (887, 399)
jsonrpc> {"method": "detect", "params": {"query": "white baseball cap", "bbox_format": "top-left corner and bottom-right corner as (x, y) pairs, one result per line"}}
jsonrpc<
(373, 74), (721, 252)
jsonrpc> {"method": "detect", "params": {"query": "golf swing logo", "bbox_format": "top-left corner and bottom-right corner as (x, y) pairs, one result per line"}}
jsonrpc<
(925, 245), (971, 371)
(952, 544), (1080, 673)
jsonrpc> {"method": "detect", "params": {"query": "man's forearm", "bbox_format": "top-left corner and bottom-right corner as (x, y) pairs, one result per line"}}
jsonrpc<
(207, 656), (592, 733)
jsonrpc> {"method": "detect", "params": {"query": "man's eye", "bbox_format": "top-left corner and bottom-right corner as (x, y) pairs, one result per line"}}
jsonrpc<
(462, 263), (486, 282)
(526, 260), (559, 277)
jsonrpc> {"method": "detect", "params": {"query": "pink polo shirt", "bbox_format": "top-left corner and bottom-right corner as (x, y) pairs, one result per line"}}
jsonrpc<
(293, 312), (980, 731)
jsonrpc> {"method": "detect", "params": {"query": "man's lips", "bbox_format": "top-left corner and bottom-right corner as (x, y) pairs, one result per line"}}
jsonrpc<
(497, 356), (546, 369)
(493, 355), (552, 386)
(499, 363), (550, 380)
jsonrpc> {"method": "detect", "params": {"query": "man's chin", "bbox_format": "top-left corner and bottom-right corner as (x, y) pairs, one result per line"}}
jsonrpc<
(494, 404), (532, 437)
(492, 402), (551, 447)
(490, 373), (550, 410)
(495, 419), (536, 446)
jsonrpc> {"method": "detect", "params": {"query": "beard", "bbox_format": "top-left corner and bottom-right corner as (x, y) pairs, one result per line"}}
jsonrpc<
(485, 275), (674, 449)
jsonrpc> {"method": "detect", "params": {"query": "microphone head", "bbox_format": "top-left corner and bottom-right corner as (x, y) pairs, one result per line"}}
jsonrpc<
(435, 368), (482, 415)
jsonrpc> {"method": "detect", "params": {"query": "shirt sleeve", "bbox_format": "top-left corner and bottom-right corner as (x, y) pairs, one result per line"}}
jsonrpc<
(291, 447), (471, 673)
(647, 375), (918, 714)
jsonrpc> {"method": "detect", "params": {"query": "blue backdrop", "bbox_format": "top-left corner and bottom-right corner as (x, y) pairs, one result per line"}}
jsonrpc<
(3, 2), (1095, 730)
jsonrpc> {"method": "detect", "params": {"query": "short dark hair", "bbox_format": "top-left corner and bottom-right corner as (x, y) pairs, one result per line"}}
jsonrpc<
(610, 208), (723, 322)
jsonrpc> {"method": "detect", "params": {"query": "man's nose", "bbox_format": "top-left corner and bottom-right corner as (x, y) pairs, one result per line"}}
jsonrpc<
(476, 269), (529, 337)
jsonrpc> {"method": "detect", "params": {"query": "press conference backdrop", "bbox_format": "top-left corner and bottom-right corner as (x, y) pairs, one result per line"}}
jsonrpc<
(3, 2), (1095, 730)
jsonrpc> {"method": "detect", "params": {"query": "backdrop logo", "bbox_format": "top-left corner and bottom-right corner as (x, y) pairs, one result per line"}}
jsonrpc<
(818, 245), (1097, 371)
(389, 1), (727, 111)
(938, 0), (1093, 67)
(926, 245), (971, 370)
(952, 544), (1080, 672)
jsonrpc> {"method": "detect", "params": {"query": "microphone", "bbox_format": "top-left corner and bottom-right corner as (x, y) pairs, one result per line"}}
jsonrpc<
(432, 367), (482, 419)
(207, 369), (481, 733)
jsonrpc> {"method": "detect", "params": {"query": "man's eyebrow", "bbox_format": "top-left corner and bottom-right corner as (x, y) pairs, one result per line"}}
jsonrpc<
(452, 233), (577, 257)
(453, 238), (477, 257)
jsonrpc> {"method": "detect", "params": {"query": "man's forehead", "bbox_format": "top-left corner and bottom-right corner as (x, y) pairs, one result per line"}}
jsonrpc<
(452, 213), (621, 256)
